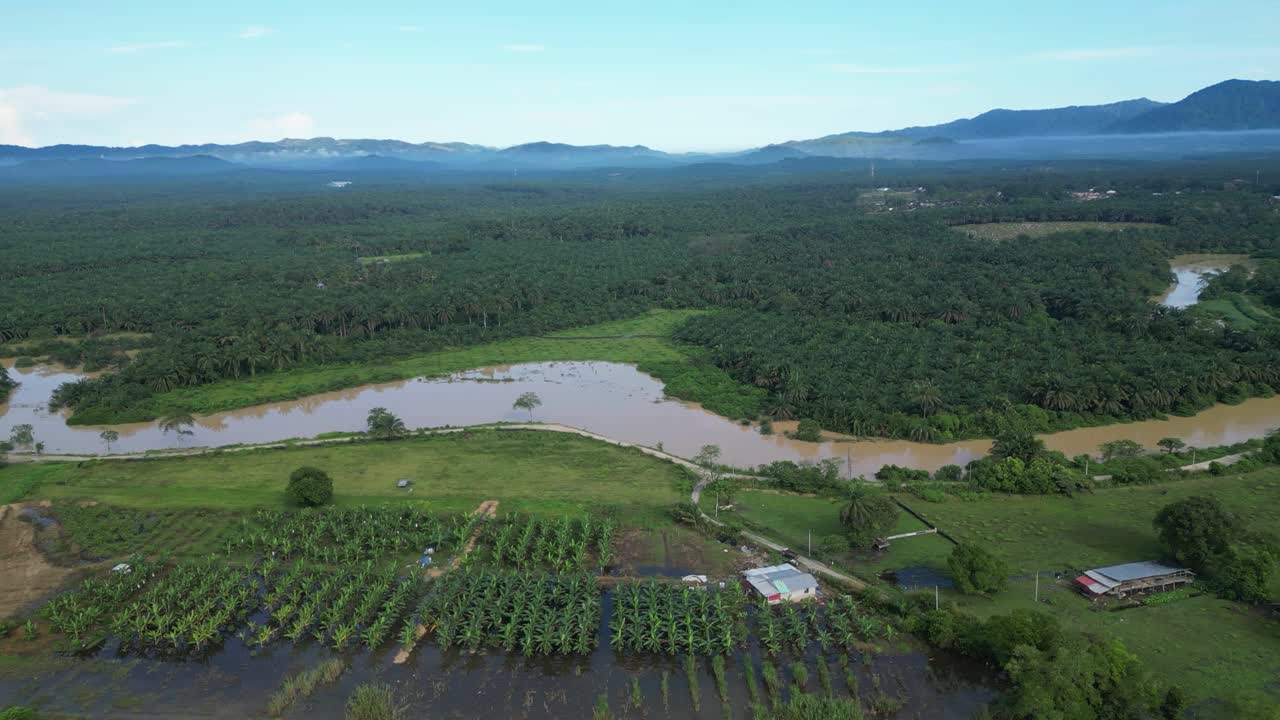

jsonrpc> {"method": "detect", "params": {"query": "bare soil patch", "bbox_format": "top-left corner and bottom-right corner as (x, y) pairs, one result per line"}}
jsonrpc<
(0, 502), (77, 617)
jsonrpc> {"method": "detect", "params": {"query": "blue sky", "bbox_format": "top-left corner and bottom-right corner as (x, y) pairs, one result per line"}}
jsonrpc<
(2, 0), (1278, 151)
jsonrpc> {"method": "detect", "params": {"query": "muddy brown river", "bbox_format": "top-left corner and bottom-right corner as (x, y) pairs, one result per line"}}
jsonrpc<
(3, 359), (1277, 475)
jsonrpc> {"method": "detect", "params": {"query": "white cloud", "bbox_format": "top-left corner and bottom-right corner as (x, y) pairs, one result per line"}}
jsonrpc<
(827, 62), (964, 74)
(238, 25), (275, 40)
(397, 25), (423, 32)
(250, 111), (315, 138)
(106, 40), (190, 54)
(0, 86), (134, 146)
(503, 44), (546, 53)
(1034, 47), (1153, 62)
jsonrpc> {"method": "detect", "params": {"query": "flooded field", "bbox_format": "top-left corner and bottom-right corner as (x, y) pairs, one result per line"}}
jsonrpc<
(0, 593), (995, 719)
(3, 359), (1279, 475)
(1155, 253), (1253, 308)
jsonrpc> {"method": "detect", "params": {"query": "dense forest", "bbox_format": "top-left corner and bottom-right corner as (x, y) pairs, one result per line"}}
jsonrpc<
(3, 160), (1279, 438)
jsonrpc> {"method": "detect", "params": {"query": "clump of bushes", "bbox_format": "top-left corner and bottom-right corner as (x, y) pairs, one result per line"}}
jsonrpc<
(345, 683), (399, 720)
(789, 419), (823, 442)
(948, 543), (1010, 595)
(286, 466), (333, 507)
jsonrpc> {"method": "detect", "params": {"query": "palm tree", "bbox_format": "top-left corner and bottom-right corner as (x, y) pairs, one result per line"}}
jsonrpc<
(99, 430), (119, 454)
(366, 407), (406, 439)
(512, 392), (542, 421)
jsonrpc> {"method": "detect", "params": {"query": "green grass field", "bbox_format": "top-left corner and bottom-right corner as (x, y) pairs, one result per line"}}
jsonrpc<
(1193, 293), (1277, 330)
(915, 468), (1280, 710)
(954, 221), (1163, 241)
(716, 471), (1280, 708)
(356, 252), (429, 265)
(0, 430), (692, 524)
(105, 309), (761, 423)
(724, 489), (953, 573)
(917, 469), (1280, 574)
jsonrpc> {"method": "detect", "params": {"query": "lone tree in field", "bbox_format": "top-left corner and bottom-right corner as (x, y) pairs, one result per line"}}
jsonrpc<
(366, 407), (406, 439)
(158, 413), (194, 447)
(513, 392), (542, 421)
(1157, 437), (1187, 455)
(839, 483), (899, 548)
(99, 430), (119, 454)
(948, 543), (1010, 595)
(1153, 495), (1238, 570)
(9, 423), (34, 451)
(286, 466), (334, 507)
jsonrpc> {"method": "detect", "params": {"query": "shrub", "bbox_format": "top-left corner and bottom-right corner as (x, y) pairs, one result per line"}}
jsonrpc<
(791, 419), (823, 442)
(935, 464), (963, 482)
(345, 683), (398, 720)
(286, 466), (334, 507)
(0, 708), (37, 720)
(948, 544), (1010, 596)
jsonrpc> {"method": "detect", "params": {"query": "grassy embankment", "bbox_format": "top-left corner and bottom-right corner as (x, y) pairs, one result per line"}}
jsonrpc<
(90, 309), (764, 424)
(0, 430), (691, 525)
(1192, 293), (1277, 330)
(954, 221), (1164, 241)
(711, 469), (1280, 709)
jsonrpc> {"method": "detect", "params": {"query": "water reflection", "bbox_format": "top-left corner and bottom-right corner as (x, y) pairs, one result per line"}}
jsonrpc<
(1155, 253), (1252, 308)
(2, 359), (1277, 474)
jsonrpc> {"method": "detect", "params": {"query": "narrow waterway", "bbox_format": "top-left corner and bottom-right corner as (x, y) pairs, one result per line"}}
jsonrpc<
(1155, 253), (1253, 308)
(3, 359), (1278, 476)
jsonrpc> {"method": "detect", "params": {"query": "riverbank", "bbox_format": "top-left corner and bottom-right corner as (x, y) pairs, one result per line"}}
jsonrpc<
(59, 310), (762, 426)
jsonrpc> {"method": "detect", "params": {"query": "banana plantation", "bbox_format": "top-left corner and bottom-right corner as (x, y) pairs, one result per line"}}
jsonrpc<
(13, 504), (996, 718)
(411, 569), (602, 655)
(477, 513), (615, 571)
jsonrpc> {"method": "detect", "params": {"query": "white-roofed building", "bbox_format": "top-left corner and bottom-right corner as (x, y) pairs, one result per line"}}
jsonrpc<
(1074, 561), (1193, 598)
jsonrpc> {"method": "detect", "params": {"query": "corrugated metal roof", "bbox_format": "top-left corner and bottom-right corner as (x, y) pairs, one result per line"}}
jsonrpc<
(1089, 561), (1187, 583)
(742, 563), (818, 594)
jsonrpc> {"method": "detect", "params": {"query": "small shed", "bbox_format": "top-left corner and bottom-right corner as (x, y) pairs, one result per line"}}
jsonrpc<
(741, 563), (819, 604)
(1074, 561), (1193, 598)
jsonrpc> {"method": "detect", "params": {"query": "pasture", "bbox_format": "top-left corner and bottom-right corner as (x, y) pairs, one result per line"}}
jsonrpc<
(954, 220), (1163, 241)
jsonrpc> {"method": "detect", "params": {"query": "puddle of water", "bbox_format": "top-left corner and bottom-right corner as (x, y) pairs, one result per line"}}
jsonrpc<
(2, 359), (1278, 476)
(1155, 253), (1253, 308)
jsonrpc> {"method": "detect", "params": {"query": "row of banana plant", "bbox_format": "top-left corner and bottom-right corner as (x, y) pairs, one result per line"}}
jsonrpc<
(109, 559), (260, 654)
(408, 568), (600, 655)
(755, 595), (895, 656)
(245, 559), (420, 652)
(41, 554), (160, 652)
(609, 580), (748, 655)
(479, 514), (614, 572)
(230, 506), (459, 563)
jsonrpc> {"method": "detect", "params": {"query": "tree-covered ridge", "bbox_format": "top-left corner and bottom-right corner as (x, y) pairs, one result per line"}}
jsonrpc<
(2, 169), (1278, 437)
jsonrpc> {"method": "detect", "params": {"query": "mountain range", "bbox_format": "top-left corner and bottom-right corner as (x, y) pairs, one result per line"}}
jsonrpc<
(2, 79), (1279, 176)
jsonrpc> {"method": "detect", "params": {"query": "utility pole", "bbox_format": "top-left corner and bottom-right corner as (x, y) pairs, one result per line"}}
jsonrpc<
(934, 585), (939, 610)
(1035, 572), (1040, 603)
(808, 530), (812, 556)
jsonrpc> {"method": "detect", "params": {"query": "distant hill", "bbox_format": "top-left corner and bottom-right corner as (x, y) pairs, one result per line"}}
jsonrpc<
(1108, 79), (1280, 133)
(886, 98), (1164, 139)
(0, 154), (236, 180)
(2, 79), (1279, 174)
